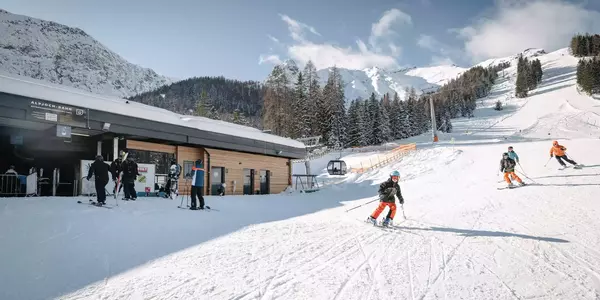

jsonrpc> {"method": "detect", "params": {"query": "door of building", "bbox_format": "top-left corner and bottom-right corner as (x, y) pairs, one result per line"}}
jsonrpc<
(243, 168), (255, 195)
(260, 169), (270, 194)
(211, 167), (224, 195)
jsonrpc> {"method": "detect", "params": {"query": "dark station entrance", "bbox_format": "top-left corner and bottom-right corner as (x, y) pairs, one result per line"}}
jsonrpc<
(0, 119), (104, 197)
(0, 93), (118, 198)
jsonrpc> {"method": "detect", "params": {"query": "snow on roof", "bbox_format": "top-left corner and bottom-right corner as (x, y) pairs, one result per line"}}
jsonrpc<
(0, 72), (306, 149)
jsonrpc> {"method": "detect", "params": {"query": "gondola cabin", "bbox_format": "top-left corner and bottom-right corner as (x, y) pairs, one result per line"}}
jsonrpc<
(327, 160), (347, 175)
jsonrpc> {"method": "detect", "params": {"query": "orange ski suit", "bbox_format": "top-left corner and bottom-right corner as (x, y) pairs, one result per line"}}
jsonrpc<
(371, 202), (396, 219)
(549, 144), (567, 157)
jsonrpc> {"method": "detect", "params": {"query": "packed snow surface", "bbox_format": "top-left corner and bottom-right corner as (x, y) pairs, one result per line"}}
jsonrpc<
(2, 47), (600, 300)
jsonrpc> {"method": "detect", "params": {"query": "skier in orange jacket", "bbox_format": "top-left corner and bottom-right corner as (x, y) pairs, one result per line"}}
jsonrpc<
(549, 140), (579, 168)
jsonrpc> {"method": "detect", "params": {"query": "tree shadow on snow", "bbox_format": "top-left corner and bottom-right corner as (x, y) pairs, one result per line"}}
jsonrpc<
(528, 83), (574, 97)
(398, 226), (569, 243)
(532, 183), (600, 187)
(533, 173), (600, 179)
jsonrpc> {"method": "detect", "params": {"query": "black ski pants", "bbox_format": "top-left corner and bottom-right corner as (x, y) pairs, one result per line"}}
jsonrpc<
(191, 186), (205, 209)
(556, 155), (577, 166)
(165, 178), (178, 195)
(95, 179), (108, 203)
(123, 181), (137, 199)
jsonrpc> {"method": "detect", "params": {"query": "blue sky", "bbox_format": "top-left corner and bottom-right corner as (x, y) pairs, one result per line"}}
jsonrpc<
(2, 0), (600, 81)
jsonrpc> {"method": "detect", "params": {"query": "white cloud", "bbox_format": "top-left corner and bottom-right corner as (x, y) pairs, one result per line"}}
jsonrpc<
(417, 35), (438, 50)
(369, 8), (412, 53)
(416, 34), (463, 65)
(259, 54), (282, 65)
(456, 0), (600, 62)
(370, 8), (412, 39)
(267, 34), (280, 44)
(279, 14), (321, 43)
(288, 41), (398, 70)
(259, 10), (411, 70)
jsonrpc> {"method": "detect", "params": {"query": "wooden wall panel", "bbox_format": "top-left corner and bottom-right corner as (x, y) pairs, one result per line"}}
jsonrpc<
(205, 147), (290, 195)
(176, 145), (204, 196)
(127, 140), (176, 154)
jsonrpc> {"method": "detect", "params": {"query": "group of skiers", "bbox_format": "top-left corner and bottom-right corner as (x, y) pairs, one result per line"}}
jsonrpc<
(86, 154), (207, 210)
(366, 140), (583, 227)
(85, 140), (583, 219)
(86, 152), (139, 205)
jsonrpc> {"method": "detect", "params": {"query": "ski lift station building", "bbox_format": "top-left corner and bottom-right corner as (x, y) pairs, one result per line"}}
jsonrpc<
(0, 73), (306, 198)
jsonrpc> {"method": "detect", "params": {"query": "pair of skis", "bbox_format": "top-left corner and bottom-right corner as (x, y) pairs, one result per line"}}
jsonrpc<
(113, 152), (129, 205)
(365, 204), (407, 227)
(77, 199), (113, 209)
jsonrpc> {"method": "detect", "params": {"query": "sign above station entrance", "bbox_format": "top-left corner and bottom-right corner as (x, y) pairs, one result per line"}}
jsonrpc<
(27, 100), (87, 128)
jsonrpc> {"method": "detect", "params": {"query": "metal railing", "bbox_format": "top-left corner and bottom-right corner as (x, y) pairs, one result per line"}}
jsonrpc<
(348, 143), (417, 174)
(0, 174), (22, 196)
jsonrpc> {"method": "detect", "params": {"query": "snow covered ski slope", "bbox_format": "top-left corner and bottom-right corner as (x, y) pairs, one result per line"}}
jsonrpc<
(1, 47), (600, 300)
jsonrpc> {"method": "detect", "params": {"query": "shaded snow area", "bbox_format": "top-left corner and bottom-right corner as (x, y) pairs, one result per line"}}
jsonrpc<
(3, 47), (600, 300)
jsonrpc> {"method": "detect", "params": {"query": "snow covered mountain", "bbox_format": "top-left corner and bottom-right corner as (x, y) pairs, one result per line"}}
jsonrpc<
(0, 9), (173, 98)
(272, 48), (549, 103)
(404, 64), (467, 86)
(316, 66), (438, 101)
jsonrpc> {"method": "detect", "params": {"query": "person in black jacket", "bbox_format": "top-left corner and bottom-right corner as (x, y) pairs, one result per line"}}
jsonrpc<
(121, 156), (139, 200)
(367, 170), (404, 226)
(110, 156), (123, 194)
(87, 155), (110, 205)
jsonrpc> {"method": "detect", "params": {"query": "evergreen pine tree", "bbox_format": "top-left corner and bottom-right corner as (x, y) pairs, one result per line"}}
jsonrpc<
(389, 92), (402, 139)
(358, 99), (370, 146)
(292, 72), (309, 138)
(515, 56), (528, 98)
(346, 100), (363, 146)
(303, 60), (320, 137)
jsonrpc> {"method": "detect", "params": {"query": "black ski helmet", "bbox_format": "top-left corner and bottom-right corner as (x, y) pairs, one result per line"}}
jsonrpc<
(502, 152), (509, 157)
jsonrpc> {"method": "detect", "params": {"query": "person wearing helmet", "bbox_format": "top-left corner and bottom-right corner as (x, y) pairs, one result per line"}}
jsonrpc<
(549, 141), (579, 168)
(500, 152), (525, 188)
(507, 146), (519, 163)
(367, 170), (404, 226)
(87, 154), (110, 205)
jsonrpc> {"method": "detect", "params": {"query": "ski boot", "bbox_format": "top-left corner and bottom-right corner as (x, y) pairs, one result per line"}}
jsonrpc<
(382, 217), (393, 227)
(507, 182), (515, 189)
(519, 181), (526, 186)
(366, 216), (377, 226)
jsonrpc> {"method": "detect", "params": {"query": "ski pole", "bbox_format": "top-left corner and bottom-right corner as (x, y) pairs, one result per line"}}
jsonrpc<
(401, 204), (407, 219)
(543, 156), (552, 167)
(516, 170), (538, 184)
(345, 197), (378, 212)
(179, 193), (185, 207)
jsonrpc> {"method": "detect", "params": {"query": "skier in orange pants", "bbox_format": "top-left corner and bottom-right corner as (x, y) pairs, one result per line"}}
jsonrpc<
(500, 152), (525, 188)
(367, 170), (404, 226)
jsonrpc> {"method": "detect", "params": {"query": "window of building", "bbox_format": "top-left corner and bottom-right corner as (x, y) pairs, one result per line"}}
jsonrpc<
(183, 161), (194, 178)
(126, 149), (174, 174)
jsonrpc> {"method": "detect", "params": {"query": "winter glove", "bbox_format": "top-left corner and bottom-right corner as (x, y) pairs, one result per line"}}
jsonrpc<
(550, 154), (553, 157)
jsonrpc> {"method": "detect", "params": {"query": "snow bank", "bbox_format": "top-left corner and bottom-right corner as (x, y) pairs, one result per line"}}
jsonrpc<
(0, 71), (305, 149)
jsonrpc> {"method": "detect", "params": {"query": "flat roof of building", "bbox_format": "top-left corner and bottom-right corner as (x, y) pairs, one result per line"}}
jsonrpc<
(0, 72), (307, 158)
